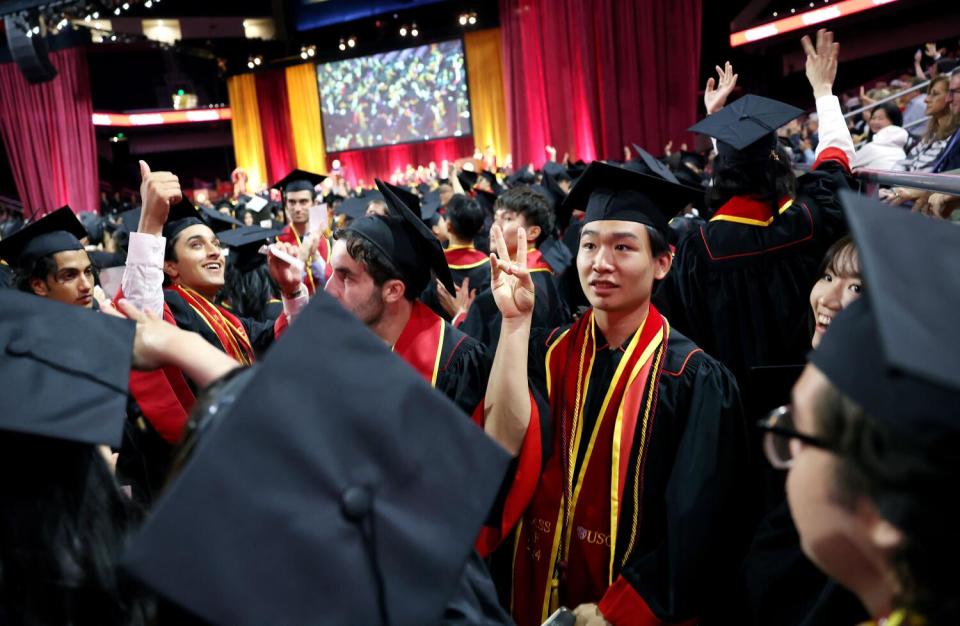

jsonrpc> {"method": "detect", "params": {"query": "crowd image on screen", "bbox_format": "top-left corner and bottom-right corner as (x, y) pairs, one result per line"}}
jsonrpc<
(318, 40), (472, 152)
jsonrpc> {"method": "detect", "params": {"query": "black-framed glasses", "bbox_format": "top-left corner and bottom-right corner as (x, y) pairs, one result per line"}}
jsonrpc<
(756, 405), (832, 469)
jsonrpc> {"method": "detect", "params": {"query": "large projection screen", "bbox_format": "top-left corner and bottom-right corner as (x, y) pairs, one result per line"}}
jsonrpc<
(317, 39), (472, 152)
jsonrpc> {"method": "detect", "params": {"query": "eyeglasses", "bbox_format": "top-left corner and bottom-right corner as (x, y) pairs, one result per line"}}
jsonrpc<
(756, 405), (833, 469)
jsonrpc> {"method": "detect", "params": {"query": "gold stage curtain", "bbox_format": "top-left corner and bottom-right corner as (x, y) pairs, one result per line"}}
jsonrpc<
(285, 63), (328, 174)
(226, 73), (268, 191)
(464, 28), (510, 163)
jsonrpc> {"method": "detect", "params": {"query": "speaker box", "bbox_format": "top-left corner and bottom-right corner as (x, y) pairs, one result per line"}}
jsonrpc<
(3, 15), (58, 84)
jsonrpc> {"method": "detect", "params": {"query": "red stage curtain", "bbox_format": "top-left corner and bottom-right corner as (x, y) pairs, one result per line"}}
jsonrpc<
(329, 136), (474, 187)
(499, 0), (702, 168)
(255, 70), (296, 185)
(0, 48), (99, 218)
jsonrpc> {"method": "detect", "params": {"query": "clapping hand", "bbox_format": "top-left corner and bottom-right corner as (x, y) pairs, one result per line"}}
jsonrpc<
(489, 224), (535, 319)
(436, 276), (477, 319)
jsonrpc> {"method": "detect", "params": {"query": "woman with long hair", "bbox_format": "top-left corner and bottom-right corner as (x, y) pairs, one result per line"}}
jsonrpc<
(895, 75), (959, 172)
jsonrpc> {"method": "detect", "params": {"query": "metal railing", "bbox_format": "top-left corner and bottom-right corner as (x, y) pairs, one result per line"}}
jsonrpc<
(854, 168), (960, 194)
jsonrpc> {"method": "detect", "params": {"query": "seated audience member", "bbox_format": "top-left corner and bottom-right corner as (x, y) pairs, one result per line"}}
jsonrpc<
(894, 75), (959, 172)
(460, 186), (569, 346)
(900, 78), (928, 138)
(851, 103), (908, 170)
(761, 194), (960, 626)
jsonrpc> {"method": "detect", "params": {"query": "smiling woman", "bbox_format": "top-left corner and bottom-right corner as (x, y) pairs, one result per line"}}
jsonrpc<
(809, 235), (862, 348)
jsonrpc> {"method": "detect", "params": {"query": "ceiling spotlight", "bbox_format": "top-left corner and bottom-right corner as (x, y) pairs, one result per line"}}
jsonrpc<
(338, 38), (346, 51)
(144, 0), (152, 7)
(468, 15), (477, 25)
(247, 60), (255, 69)
(253, 55), (262, 66)
(110, 33), (117, 41)
(114, 7), (121, 15)
(399, 25), (407, 36)
(410, 23), (418, 37)
(300, 50), (308, 60)
(307, 45), (316, 57)
(458, 14), (467, 26)
(122, 2), (130, 10)
(31, 25), (40, 35)
(347, 37), (356, 48)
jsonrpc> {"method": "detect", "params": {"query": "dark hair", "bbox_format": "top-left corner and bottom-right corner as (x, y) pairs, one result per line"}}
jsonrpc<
(284, 180), (317, 201)
(14, 253), (58, 293)
(0, 432), (153, 625)
(706, 144), (798, 212)
(645, 225), (670, 258)
(814, 385), (960, 626)
(818, 234), (859, 278)
(332, 229), (414, 301)
(445, 195), (485, 241)
(494, 186), (555, 245)
(871, 102), (903, 128)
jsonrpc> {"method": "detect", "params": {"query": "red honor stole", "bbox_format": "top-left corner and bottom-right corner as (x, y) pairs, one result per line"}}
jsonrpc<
(169, 285), (255, 366)
(445, 245), (489, 270)
(527, 248), (553, 273)
(511, 307), (668, 626)
(278, 225), (330, 295)
(393, 300), (446, 386)
(710, 195), (794, 227)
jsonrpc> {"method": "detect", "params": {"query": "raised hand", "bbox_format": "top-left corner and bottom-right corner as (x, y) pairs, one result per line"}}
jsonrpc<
(801, 29), (839, 99)
(268, 241), (306, 298)
(489, 224), (535, 319)
(436, 276), (477, 319)
(704, 61), (738, 114)
(925, 42), (939, 59)
(545, 145), (558, 160)
(138, 160), (182, 235)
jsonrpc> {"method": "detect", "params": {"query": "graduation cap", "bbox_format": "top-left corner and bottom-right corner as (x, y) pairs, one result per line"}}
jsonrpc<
(334, 197), (370, 222)
(629, 144), (679, 184)
(560, 161), (702, 237)
(0, 206), (86, 269)
(539, 235), (573, 275)
(218, 225), (283, 272)
(270, 169), (327, 194)
(542, 161), (571, 181)
(505, 167), (537, 187)
(162, 199), (204, 241)
(810, 192), (960, 531)
(0, 289), (134, 447)
(381, 181), (421, 215)
(689, 95), (803, 161)
(345, 180), (455, 295)
(121, 290), (511, 626)
(566, 160), (588, 179)
(420, 190), (442, 226)
(199, 205), (242, 233)
(457, 169), (478, 190)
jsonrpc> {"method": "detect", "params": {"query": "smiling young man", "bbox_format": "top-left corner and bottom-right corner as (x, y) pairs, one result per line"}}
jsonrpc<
(119, 162), (308, 442)
(0, 207), (96, 309)
(478, 161), (751, 626)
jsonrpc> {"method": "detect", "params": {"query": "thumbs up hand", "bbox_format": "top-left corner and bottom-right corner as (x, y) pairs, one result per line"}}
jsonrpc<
(138, 160), (183, 236)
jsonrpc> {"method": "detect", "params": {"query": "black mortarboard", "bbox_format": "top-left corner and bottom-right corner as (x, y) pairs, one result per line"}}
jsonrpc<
(381, 181), (421, 215)
(506, 167), (536, 187)
(810, 192), (960, 529)
(542, 161), (568, 179)
(561, 161), (703, 238)
(479, 170), (504, 194)
(473, 189), (498, 216)
(0, 206), (86, 269)
(416, 182), (432, 196)
(539, 235), (573, 275)
(334, 197), (369, 222)
(162, 199), (204, 241)
(566, 160), (588, 179)
(458, 169), (479, 190)
(345, 180), (455, 295)
(629, 144), (679, 184)
(689, 95), (803, 159)
(199, 205), (242, 233)
(121, 290), (511, 625)
(420, 190), (442, 226)
(218, 225), (282, 272)
(270, 168), (327, 193)
(0, 289), (133, 447)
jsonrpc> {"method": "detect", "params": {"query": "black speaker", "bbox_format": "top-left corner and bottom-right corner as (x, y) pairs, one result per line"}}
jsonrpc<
(3, 15), (58, 84)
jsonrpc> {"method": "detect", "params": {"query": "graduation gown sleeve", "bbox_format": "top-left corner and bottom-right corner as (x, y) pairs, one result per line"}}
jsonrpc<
(435, 325), (493, 417)
(600, 344), (752, 625)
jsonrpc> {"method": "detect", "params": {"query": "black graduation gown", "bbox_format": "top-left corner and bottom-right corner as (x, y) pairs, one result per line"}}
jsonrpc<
(421, 261), (493, 321)
(434, 318), (493, 417)
(163, 288), (276, 359)
(491, 320), (753, 624)
(655, 162), (853, 399)
(460, 269), (570, 348)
